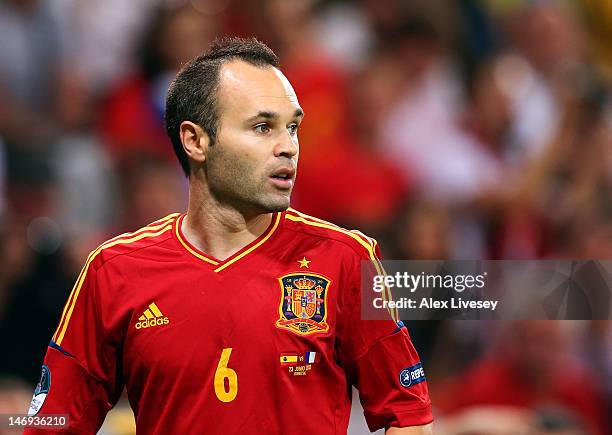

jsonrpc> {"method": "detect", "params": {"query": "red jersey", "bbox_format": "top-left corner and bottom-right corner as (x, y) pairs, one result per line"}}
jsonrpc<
(25, 209), (432, 434)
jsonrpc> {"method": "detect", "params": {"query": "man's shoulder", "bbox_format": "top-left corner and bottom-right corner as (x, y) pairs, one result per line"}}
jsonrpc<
(89, 213), (180, 269)
(283, 208), (379, 260)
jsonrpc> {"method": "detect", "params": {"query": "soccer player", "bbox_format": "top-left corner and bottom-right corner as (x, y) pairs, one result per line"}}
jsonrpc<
(25, 37), (433, 434)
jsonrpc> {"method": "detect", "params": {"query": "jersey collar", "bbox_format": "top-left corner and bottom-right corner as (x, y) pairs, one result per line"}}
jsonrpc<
(174, 211), (283, 272)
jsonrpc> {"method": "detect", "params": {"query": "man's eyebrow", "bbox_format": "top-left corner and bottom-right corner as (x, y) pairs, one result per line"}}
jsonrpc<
(246, 108), (304, 123)
(247, 111), (278, 123)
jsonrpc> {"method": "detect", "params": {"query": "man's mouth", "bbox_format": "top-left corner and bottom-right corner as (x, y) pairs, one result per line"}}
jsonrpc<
(270, 167), (296, 189)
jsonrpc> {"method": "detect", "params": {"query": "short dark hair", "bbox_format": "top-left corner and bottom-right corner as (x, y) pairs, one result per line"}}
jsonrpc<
(165, 36), (280, 177)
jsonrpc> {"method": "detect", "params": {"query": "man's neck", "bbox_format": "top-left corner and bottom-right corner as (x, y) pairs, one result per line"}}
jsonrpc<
(182, 188), (273, 262)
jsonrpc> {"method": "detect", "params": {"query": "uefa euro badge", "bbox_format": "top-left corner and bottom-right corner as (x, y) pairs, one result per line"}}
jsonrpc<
(28, 365), (51, 416)
(276, 273), (331, 335)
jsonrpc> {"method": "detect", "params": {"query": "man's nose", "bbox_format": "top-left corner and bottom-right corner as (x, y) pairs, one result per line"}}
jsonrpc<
(274, 130), (298, 158)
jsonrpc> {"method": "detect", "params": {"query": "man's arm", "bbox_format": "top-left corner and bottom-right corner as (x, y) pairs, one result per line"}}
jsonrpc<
(337, 239), (433, 431)
(387, 422), (434, 434)
(24, 259), (123, 434)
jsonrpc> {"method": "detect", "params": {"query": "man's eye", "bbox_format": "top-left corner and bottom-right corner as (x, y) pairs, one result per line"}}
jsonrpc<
(254, 124), (271, 134)
(288, 123), (299, 136)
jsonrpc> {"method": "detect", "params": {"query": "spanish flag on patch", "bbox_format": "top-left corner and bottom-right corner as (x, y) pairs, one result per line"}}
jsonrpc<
(280, 353), (298, 365)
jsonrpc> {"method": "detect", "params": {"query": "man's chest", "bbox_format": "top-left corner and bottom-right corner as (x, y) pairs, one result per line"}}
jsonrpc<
(117, 253), (347, 391)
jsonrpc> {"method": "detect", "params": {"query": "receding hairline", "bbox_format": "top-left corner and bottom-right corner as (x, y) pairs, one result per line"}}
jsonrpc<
(214, 59), (300, 111)
(216, 58), (285, 90)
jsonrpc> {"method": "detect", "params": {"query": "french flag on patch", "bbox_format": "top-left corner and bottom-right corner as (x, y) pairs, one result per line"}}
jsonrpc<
(305, 352), (319, 363)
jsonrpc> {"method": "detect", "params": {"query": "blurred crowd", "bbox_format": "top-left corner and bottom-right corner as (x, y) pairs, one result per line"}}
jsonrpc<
(0, 0), (611, 434)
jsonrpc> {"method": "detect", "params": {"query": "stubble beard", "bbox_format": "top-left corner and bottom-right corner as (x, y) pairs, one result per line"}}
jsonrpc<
(207, 149), (292, 215)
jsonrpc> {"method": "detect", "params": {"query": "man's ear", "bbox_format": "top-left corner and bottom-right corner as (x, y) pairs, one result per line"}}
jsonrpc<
(179, 121), (210, 165)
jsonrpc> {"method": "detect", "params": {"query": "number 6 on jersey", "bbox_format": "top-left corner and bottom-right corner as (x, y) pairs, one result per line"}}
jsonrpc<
(214, 348), (238, 402)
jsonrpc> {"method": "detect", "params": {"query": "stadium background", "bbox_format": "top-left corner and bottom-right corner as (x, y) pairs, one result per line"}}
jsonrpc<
(0, 0), (611, 433)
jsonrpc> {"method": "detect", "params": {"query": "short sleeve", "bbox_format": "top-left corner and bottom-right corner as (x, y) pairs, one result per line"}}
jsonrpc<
(335, 240), (433, 431)
(24, 261), (123, 434)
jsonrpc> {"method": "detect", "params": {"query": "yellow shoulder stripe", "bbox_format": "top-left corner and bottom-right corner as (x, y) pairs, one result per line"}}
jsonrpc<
(87, 212), (179, 255)
(53, 215), (177, 344)
(148, 212), (181, 226)
(285, 211), (397, 322)
(286, 212), (376, 259)
(287, 208), (374, 246)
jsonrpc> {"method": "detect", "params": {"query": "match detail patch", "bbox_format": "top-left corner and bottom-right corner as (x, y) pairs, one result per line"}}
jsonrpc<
(279, 351), (320, 377)
(399, 362), (426, 388)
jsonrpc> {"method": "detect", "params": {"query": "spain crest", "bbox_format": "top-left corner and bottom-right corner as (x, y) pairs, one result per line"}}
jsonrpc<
(275, 273), (331, 335)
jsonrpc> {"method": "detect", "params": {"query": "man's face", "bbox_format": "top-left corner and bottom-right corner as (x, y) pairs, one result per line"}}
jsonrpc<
(206, 60), (302, 214)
